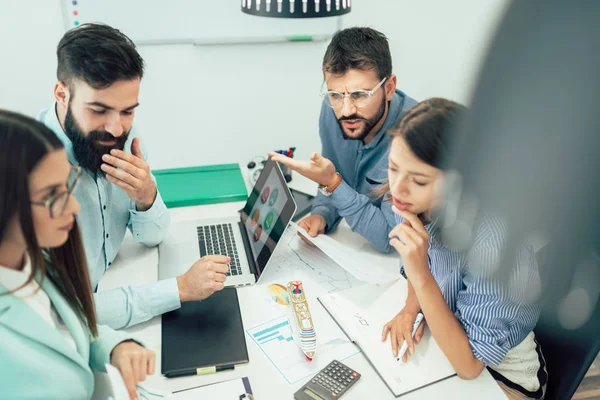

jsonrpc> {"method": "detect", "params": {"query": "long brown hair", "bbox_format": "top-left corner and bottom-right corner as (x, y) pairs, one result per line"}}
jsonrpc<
(375, 98), (466, 200)
(0, 110), (98, 336)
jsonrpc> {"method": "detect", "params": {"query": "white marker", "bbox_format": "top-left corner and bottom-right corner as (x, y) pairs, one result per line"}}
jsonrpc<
(397, 313), (424, 360)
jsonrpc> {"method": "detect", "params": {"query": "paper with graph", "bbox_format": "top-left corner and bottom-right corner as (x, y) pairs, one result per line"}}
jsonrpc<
(291, 222), (399, 285)
(247, 315), (359, 384)
(263, 225), (363, 293)
(245, 276), (359, 384)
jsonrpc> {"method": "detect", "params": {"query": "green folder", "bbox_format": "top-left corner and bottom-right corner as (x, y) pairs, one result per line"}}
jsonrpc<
(153, 164), (248, 208)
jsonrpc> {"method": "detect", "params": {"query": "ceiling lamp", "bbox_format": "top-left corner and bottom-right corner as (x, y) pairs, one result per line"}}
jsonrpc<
(241, 0), (352, 18)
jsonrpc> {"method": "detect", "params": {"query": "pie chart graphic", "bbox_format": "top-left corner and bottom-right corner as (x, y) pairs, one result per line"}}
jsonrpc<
(253, 224), (263, 242)
(268, 188), (279, 206)
(264, 211), (275, 230)
(251, 209), (260, 226)
(268, 283), (290, 306)
(261, 187), (270, 204)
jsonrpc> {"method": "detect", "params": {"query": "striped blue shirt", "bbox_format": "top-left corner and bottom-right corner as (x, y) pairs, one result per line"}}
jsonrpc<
(396, 214), (541, 366)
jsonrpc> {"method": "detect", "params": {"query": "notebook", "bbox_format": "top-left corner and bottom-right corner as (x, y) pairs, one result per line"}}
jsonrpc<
(153, 164), (248, 208)
(161, 288), (249, 375)
(318, 280), (456, 397)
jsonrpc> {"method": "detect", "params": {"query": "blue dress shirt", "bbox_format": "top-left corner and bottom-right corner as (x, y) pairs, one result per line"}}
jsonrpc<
(38, 105), (178, 329)
(312, 89), (417, 253)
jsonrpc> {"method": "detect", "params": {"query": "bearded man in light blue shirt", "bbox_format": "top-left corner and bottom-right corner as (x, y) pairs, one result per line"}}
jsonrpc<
(38, 23), (229, 329)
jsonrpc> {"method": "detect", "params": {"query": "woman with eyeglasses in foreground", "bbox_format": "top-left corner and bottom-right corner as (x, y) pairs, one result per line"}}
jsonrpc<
(380, 98), (547, 399)
(0, 110), (153, 400)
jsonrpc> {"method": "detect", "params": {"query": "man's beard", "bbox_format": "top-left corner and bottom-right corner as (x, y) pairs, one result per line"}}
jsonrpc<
(63, 106), (129, 175)
(337, 96), (387, 142)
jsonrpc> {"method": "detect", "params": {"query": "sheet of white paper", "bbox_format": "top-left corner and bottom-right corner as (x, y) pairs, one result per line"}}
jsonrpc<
(261, 225), (363, 292)
(104, 363), (132, 400)
(245, 276), (360, 384)
(104, 364), (169, 400)
(318, 281), (456, 396)
(171, 378), (250, 400)
(291, 222), (398, 284)
(247, 315), (359, 385)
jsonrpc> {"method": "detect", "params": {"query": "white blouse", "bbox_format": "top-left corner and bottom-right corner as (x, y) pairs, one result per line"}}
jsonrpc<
(0, 258), (76, 351)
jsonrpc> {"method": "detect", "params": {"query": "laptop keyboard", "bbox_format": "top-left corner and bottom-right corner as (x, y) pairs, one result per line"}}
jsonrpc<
(197, 224), (242, 276)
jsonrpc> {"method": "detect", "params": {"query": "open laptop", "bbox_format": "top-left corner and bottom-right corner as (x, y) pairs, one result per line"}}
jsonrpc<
(158, 158), (297, 287)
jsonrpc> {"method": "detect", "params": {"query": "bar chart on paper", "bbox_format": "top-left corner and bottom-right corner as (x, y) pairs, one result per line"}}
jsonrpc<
(253, 319), (295, 345)
(247, 316), (359, 384)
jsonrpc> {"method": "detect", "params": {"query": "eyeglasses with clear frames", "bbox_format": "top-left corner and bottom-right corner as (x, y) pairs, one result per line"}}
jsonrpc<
(31, 166), (82, 219)
(320, 77), (387, 109)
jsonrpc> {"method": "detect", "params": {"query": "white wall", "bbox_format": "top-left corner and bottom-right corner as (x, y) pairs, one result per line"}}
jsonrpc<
(344, 0), (510, 103)
(0, 0), (508, 170)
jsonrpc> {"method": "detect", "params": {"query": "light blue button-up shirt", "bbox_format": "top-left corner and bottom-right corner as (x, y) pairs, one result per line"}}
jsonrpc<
(38, 105), (179, 329)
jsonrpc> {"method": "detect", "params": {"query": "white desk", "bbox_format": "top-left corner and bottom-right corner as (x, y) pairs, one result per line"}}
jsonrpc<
(93, 175), (507, 400)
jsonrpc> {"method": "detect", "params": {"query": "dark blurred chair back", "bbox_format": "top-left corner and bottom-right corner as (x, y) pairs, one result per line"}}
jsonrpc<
(534, 245), (600, 400)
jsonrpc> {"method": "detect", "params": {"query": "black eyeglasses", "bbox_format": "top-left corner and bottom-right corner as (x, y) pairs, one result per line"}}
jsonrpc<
(31, 166), (82, 219)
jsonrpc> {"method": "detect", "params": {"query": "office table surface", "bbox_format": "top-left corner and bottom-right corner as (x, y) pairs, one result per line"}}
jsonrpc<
(92, 178), (507, 400)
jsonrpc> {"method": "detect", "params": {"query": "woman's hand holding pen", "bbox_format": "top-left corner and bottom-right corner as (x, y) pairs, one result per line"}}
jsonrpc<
(381, 306), (425, 361)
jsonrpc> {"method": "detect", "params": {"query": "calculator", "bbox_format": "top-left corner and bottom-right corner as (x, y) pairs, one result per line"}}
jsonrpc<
(294, 360), (360, 400)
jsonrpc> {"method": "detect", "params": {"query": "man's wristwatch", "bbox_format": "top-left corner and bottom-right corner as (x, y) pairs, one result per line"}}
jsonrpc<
(318, 173), (343, 197)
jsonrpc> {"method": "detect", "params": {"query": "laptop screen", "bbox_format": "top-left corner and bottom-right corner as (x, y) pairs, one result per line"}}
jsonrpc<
(240, 158), (296, 278)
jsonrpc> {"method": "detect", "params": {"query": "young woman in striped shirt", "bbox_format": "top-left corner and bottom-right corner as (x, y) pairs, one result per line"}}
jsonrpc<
(380, 98), (547, 399)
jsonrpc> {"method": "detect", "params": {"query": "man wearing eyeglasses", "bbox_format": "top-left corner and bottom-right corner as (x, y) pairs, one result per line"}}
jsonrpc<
(270, 27), (416, 252)
(36, 23), (230, 329)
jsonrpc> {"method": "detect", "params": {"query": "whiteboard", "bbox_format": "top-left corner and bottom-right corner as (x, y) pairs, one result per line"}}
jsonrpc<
(61, 0), (341, 45)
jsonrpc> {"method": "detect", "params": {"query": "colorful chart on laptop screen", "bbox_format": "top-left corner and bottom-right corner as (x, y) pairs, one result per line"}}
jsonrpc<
(253, 225), (263, 243)
(244, 162), (289, 260)
(246, 171), (287, 258)
(268, 188), (279, 206)
(261, 187), (270, 204)
(264, 212), (275, 231)
(251, 209), (260, 226)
